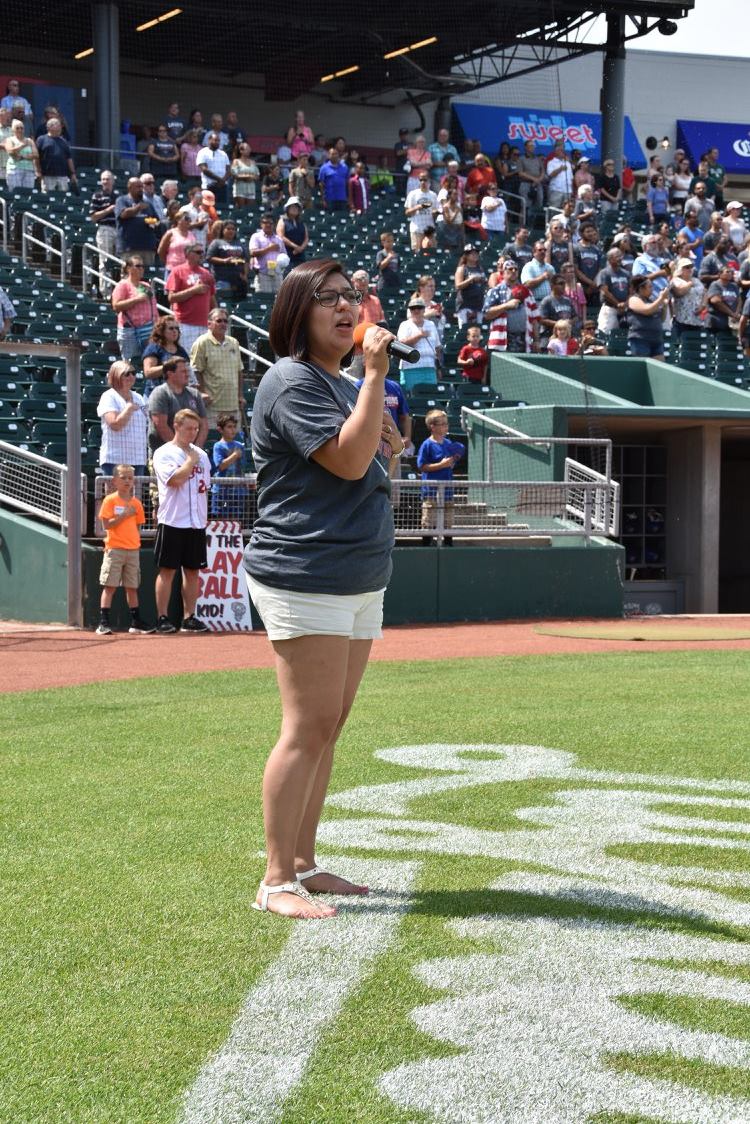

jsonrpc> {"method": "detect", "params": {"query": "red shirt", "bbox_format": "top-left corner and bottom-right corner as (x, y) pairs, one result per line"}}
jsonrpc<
(458, 343), (489, 384)
(165, 262), (216, 327)
(466, 166), (497, 200)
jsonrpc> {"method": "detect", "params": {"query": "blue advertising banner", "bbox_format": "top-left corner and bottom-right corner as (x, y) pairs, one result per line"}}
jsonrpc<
(676, 119), (750, 176)
(452, 103), (645, 168)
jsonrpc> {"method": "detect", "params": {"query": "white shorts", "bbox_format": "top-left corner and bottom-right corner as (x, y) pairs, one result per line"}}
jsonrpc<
(246, 574), (385, 641)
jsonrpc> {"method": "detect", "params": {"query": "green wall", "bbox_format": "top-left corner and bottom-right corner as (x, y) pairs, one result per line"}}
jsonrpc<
(1, 515), (623, 630)
(496, 354), (750, 411)
(0, 509), (70, 623)
(490, 353), (633, 410)
(80, 540), (624, 629)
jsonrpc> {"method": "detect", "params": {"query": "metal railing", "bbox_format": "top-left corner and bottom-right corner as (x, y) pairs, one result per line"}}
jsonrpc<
(81, 244), (271, 369)
(21, 212), (67, 282)
(0, 339), (85, 626)
(150, 276), (271, 369)
(0, 195), (7, 254)
(394, 478), (611, 542)
(92, 473), (607, 544)
(0, 439), (87, 531)
(94, 474), (258, 538)
(486, 435), (619, 538)
(81, 240), (123, 295)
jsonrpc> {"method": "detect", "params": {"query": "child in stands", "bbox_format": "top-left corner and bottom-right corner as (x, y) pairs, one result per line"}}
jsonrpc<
(417, 408), (465, 546)
(457, 325), (489, 385)
(376, 230), (401, 295)
(211, 412), (247, 519)
(97, 463), (153, 634)
(547, 318), (579, 356)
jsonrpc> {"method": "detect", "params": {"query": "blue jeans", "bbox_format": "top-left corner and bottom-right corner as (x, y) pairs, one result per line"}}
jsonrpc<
(628, 337), (663, 358)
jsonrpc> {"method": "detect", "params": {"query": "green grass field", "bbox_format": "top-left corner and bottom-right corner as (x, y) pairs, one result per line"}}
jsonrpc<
(3, 651), (750, 1124)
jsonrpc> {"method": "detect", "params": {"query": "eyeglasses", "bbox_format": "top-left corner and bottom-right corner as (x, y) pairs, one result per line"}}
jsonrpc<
(131, 262), (145, 269)
(313, 288), (363, 307)
(213, 318), (229, 324)
(123, 370), (136, 377)
(166, 324), (179, 330)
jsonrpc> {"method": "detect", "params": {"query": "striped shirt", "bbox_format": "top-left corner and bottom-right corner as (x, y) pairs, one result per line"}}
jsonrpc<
(97, 389), (149, 467)
(482, 283), (539, 352)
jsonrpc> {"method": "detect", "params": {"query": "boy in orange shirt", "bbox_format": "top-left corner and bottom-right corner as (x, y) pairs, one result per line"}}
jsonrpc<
(97, 464), (154, 635)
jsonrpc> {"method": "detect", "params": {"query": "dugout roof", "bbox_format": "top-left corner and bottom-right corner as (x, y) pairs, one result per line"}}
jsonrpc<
(12, 0), (694, 103)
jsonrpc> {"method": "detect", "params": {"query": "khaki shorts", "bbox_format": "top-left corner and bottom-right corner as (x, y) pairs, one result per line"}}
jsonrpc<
(246, 574), (385, 641)
(100, 548), (140, 588)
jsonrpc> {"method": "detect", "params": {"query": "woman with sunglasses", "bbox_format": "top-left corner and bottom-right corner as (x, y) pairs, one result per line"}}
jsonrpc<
(97, 359), (149, 476)
(141, 315), (190, 397)
(111, 256), (158, 361)
(245, 259), (402, 919)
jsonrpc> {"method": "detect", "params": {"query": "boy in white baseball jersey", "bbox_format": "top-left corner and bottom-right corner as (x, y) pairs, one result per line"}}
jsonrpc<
(152, 408), (211, 633)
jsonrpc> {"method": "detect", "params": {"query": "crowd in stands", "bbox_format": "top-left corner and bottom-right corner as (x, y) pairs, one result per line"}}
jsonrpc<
(2, 80), (750, 480)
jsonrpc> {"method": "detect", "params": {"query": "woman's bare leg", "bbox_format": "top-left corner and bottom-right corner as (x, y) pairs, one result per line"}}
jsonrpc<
(295, 639), (372, 895)
(258, 634), (353, 918)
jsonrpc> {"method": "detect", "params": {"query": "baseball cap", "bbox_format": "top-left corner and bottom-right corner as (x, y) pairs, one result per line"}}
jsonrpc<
(676, 257), (695, 270)
(612, 232), (628, 245)
(577, 156), (590, 164)
(284, 196), (301, 209)
(408, 297), (426, 308)
(727, 200), (743, 211)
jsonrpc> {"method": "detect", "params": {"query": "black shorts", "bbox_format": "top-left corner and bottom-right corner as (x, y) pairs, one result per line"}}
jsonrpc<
(154, 525), (207, 571)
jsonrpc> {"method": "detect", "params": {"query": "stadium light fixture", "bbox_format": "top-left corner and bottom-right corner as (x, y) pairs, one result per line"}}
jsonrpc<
(74, 47), (94, 59)
(320, 65), (360, 83)
(136, 7), (182, 32)
(384, 35), (437, 60)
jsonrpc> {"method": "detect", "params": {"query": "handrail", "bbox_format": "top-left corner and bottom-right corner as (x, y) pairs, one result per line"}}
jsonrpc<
(460, 405), (534, 442)
(486, 435), (618, 537)
(81, 240), (123, 295)
(21, 212), (67, 282)
(81, 242), (272, 369)
(151, 275), (273, 369)
(0, 195), (7, 254)
(0, 438), (87, 531)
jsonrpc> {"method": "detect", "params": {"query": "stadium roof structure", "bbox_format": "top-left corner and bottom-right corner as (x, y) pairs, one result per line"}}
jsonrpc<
(16, 0), (694, 104)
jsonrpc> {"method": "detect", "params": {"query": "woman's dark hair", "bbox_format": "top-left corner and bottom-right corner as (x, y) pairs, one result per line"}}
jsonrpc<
(269, 258), (353, 365)
(630, 275), (652, 294)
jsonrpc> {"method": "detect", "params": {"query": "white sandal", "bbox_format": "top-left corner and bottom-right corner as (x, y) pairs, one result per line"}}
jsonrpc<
(251, 880), (315, 912)
(296, 866), (330, 884)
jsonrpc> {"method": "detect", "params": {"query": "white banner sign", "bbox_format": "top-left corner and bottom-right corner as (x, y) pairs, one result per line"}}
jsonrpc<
(195, 520), (252, 632)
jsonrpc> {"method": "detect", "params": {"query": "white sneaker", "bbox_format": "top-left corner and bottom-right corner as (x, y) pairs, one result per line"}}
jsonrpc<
(95, 623), (112, 635)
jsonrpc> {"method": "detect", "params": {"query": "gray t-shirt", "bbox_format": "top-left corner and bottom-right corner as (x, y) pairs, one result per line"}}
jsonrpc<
(147, 382), (206, 453)
(244, 357), (394, 595)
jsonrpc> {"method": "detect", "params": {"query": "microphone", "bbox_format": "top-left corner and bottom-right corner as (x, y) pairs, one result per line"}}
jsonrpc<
(352, 321), (420, 364)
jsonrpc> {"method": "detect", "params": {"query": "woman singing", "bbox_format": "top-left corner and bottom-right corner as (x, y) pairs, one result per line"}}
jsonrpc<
(244, 259), (403, 919)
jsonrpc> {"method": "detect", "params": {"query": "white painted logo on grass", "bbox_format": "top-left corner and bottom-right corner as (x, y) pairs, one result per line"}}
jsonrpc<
(181, 746), (750, 1123)
(322, 744), (750, 1123)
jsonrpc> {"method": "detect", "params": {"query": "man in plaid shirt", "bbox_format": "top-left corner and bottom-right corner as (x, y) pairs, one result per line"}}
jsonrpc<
(190, 308), (245, 430)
